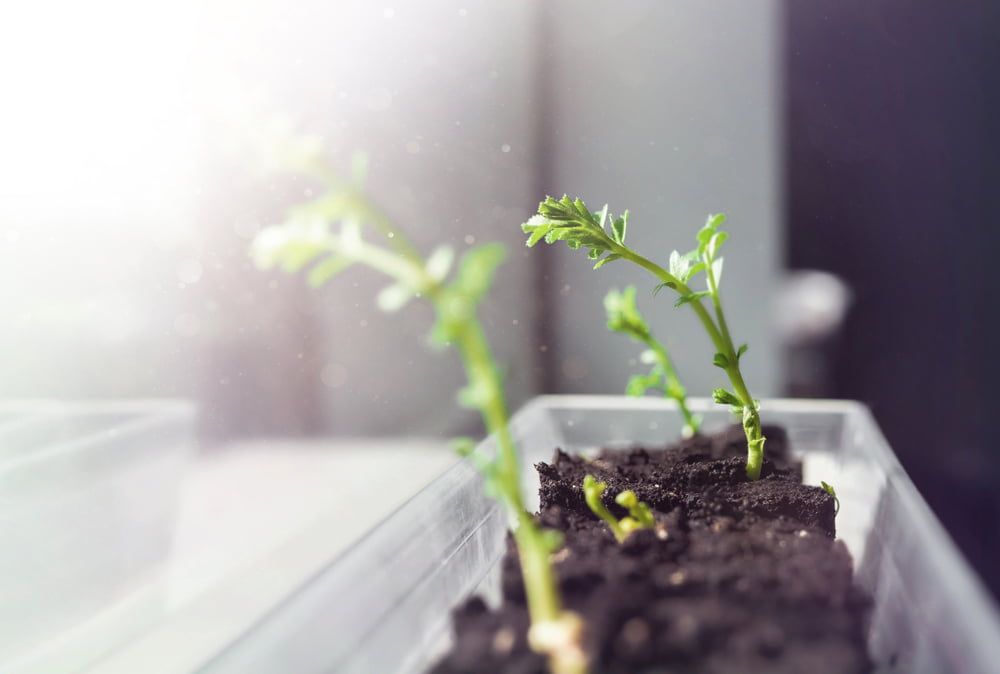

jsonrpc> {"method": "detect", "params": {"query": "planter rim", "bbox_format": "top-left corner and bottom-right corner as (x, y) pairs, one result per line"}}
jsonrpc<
(197, 395), (1000, 674)
(524, 395), (1000, 618)
(523, 393), (872, 414)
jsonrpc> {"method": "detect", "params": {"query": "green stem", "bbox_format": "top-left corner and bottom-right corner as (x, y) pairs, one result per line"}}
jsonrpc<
(340, 239), (564, 625)
(452, 319), (562, 624)
(305, 163), (425, 264)
(646, 340), (699, 436)
(612, 243), (764, 479)
(702, 258), (764, 478)
(357, 197), (426, 264)
(335, 239), (429, 293)
(513, 513), (564, 624)
(611, 244), (727, 353)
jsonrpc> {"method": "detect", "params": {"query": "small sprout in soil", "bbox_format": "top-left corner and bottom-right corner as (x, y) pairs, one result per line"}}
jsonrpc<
(582, 474), (654, 543)
(615, 490), (656, 529)
(253, 151), (586, 674)
(605, 286), (700, 437)
(821, 481), (840, 516)
(522, 196), (766, 480)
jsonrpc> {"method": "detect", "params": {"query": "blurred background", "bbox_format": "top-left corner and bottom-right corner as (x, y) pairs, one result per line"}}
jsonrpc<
(1, 0), (998, 660)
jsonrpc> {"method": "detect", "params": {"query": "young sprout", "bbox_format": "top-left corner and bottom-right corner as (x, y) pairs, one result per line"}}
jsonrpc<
(582, 474), (654, 543)
(605, 286), (700, 437)
(522, 196), (767, 480)
(254, 156), (586, 674)
(821, 481), (840, 516)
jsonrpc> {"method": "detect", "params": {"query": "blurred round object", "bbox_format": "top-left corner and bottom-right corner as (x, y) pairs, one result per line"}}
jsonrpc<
(776, 270), (852, 346)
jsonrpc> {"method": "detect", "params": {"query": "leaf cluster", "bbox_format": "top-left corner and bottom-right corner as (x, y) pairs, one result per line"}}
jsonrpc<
(605, 286), (699, 435)
(522, 195), (628, 269)
(604, 286), (651, 343)
(253, 191), (507, 358)
(627, 351), (686, 402)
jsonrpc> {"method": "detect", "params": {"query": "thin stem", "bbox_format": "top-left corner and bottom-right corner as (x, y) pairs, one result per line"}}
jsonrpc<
(440, 283), (581, 671)
(355, 196), (426, 264)
(336, 238), (427, 290)
(647, 340), (699, 437)
(701, 253), (763, 477)
(703, 257), (754, 404)
(611, 241), (764, 479)
(451, 320), (563, 622)
(338, 239), (567, 630)
(304, 161), (425, 264)
(610, 244), (727, 354)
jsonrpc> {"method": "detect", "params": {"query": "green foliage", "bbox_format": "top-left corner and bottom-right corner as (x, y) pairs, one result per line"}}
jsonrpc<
(712, 388), (743, 409)
(430, 244), (506, 348)
(522, 196), (628, 270)
(255, 155), (587, 673)
(582, 474), (654, 543)
(604, 286), (651, 342)
(523, 196), (766, 480)
(605, 286), (700, 437)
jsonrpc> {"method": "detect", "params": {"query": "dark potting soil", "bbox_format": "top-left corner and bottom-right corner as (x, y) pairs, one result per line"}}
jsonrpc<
(430, 424), (872, 674)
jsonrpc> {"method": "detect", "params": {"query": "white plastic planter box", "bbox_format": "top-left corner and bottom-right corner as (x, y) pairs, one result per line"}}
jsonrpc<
(197, 396), (1000, 674)
(0, 400), (195, 673)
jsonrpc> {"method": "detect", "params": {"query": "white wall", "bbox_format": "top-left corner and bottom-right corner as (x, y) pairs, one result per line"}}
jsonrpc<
(540, 1), (783, 399)
(297, 2), (545, 436)
(0, 1), (782, 437)
(195, 1), (546, 436)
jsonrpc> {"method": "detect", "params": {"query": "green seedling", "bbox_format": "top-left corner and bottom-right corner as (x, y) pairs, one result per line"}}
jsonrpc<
(821, 481), (841, 516)
(605, 286), (700, 438)
(522, 196), (766, 480)
(582, 474), (654, 543)
(253, 154), (586, 674)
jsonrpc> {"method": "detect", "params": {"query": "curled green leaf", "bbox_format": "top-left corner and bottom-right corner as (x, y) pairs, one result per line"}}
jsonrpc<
(652, 281), (677, 296)
(615, 490), (655, 528)
(674, 290), (711, 308)
(582, 475), (651, 543)
(582, 474), (623, 541)
(593, 253), (621, 269)
(713, 388), (742, 407)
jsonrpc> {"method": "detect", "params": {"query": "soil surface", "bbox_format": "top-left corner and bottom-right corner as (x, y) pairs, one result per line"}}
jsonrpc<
(431, 424), (871, 674)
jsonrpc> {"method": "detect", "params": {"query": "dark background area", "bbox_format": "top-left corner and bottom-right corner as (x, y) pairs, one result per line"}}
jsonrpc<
(785, 1), (1000, 598)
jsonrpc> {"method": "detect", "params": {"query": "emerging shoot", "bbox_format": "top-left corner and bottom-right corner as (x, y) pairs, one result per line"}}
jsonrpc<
(605, 286), (700, 437)
(254, 154), (586, 674)
(821, 481), (840, 516)
(522, 196), (766, 480)
(582, 474), (654, 543)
